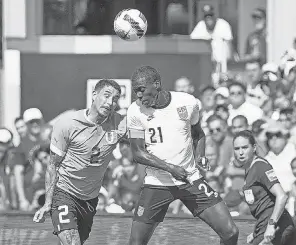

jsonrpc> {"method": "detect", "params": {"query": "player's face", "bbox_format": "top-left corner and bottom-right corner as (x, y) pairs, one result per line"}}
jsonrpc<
(93, 86), (120, 117)
(15, 120), (27, 138)
(232, 119), (248, 135)
(233, 136), (255, 168)
(134, 83), (158, 108)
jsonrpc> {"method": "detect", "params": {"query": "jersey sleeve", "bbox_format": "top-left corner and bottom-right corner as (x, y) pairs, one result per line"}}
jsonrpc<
(258, 162), (279, 190)
(127, 105), (145, 139)
(190, 97), (200, 125)
(50, 117), (71, 157)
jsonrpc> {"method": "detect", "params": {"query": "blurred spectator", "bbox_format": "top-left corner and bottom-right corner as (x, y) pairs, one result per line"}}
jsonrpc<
(0, 128), (15, 210)
(228, 81), (263, 125)
(14, 117), (28, 141)
(207, 114), (233, 172)
(280, 38), (296, 69)
(231, 115), (249, 136)
(190, 4), (234, 67)
(215, 87), (229, 106)
(200, 85), (216, 133)
(243, 8), (267, 64)
(251, 119), (268, 157)
(12, 108), (45, 211)
(214, 104), (229, 122)
(74, 0), (112, 35)
(174, 77), (202, 109)
(265, 122), (296, 193)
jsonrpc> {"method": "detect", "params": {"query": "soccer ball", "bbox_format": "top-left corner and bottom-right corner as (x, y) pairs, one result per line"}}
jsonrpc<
(114, 9), (148, 41)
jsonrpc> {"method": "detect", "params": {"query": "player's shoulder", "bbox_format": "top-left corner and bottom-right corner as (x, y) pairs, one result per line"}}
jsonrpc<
(252, 157), (273, 174)
(112, 112), (127, 131)
(170, 91), (199, 107)
(127, 101), (141, 116)
(53, 110), (82, 129)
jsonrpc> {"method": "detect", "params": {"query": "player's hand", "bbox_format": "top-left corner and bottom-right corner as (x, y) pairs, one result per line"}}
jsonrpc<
(247, 232), (254, 244)
(196, 156), (210, 171)
(262, 224), (278, 243)
(33, 204), (51, 223)
(168, 165), (189, 182)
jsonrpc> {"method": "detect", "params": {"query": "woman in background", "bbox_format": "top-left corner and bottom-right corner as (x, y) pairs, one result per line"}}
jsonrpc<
(233, 130), (296, 244)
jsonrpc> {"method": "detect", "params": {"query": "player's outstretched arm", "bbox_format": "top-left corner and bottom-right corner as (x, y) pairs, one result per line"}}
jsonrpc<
(33, 151), (63, 223)
(129, 138), (189, 182)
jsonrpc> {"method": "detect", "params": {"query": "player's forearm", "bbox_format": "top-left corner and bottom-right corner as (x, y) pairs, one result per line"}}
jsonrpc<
(270, 192), (288, 222)
(195, 136), (205, 158)
(133, 149), (173, 172)
(44, 164), (58, 207)
(191, 122), (205, 157)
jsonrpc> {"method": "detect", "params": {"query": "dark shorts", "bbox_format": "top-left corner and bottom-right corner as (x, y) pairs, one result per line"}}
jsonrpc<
(133, 178), (222, 223)
(50, 187), (98, 244)
(253, 211), (296, 245)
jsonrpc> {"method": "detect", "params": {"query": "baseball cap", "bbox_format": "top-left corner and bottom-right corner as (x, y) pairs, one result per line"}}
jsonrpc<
(202, 4), (214, 17)
(251, 8), (266, 19)
(23, 108), (43, 123)
(262, 63), (278, 74)
(215, 87), (229, 98)
(0, 128), (13, 144)
(265, 121), (289, 135)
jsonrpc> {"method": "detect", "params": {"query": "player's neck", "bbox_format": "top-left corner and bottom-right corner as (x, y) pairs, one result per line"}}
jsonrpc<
(152, 91), (171, 109)
(87, 107), (108, 125)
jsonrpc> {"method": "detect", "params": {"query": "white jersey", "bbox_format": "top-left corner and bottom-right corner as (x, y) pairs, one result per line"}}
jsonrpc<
(127, 91), (202, 186)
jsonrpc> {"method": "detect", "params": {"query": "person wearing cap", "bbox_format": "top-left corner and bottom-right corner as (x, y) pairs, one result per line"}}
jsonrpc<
(242, 8), (267, 64)
(12, 108), (45, 211)
(190, 4), (234, 66)
(215, 86), (229, 106)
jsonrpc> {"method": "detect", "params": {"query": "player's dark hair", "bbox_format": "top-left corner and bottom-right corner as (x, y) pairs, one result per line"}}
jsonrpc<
(14, 116), (23, 125)
(232, 115), (249, 126)
(131, 66), (161, 87)
(233, 130), (256, 146)
(94, 79), (121, 94)
(228, 81), (247, 93)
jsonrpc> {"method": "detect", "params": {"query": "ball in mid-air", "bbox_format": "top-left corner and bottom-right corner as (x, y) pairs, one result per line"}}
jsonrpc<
(114, 9), (148, 41)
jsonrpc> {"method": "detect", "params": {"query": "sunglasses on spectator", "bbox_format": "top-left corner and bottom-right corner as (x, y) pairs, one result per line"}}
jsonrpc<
(230, 91), (243, 96)
(209, 127), (222, 134)
(28, 119), (42, 124)
(266, 132), (284, 139)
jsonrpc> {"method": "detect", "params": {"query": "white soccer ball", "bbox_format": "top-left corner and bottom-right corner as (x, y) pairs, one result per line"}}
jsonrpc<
(114, 9), (148, 41)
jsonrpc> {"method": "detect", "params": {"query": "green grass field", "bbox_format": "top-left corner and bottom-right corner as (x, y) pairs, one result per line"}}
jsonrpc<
(0, 212), (255, 245)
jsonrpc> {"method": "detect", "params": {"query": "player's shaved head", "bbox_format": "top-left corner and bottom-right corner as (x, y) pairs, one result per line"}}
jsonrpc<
(94, 79), (121, 94)
(131, 66), (161, 90)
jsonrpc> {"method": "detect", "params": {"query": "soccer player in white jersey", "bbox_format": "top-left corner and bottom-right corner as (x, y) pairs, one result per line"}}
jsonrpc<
(33, 79), (126, 245)
(127, 66), (239, 245)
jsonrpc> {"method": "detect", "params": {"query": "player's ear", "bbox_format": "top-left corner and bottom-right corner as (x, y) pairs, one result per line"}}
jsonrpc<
(92, 90), (98, 102)
(154, 80), (161, 91)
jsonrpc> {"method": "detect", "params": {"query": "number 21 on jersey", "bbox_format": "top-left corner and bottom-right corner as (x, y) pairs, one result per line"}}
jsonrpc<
(149, 127), (163, 143)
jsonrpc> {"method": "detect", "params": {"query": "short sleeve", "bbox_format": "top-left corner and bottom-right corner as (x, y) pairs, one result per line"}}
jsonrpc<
(221, 19), (233, 41)
(50, 118), (70, 157)
(126, 105), (145, 139)
(190, 98), (200, 125)
(258, 162), (279, 190)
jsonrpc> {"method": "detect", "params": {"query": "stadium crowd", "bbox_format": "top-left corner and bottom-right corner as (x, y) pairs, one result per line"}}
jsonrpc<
(1, 4), (296, 223)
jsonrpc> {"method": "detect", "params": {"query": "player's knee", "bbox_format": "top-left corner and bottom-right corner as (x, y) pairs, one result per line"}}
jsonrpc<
(221, 225), (239, 245)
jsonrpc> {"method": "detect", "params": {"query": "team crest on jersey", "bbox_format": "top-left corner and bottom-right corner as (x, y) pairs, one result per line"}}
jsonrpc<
(137, 206), (144, 216)
(244, 189), (255, 204)
(177, 106), (188, 120)
(105, 130), (118, 144)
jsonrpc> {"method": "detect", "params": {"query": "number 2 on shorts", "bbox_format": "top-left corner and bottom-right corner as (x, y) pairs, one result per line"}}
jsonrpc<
(58, 205), (70, 224)
(198, 183), (214, 197)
